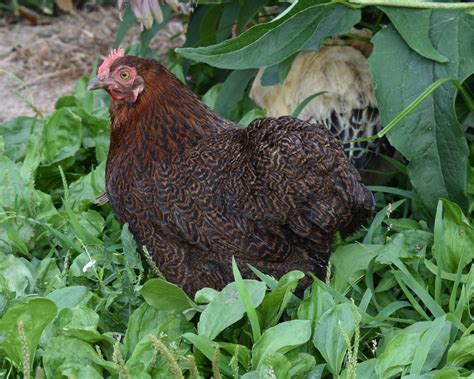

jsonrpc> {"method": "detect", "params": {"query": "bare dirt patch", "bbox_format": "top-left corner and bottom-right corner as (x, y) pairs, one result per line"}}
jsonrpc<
(0, 7), (184, 121)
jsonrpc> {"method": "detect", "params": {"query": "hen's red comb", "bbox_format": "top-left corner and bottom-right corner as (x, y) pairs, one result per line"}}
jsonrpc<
(98, 48), (125, 78)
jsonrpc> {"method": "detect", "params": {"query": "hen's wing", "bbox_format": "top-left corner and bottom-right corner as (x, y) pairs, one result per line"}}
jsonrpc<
(219, 116), (374, 240)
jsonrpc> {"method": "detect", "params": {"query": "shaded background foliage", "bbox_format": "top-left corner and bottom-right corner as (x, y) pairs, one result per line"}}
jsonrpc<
(0, 0), (473, 378)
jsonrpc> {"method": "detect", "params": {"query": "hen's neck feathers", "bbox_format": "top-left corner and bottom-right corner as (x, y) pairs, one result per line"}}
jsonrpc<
(109, 59), (229, 159)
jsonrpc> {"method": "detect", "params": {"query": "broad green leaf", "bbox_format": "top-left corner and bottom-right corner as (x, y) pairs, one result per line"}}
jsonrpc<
(55, 306), (113, 344)
(261, 53), (297, 86)
(0, 298), (57, 368)
(42, 108), (83, 163)
(67, 161), (106, 211)
(219, 342), (251, 371)
(369, 11), (474, 213)
(0, 116), (36, 162)
(252, 319), (311, 369)
(124, 303), (161, 354)
(43, 336), (116, 378)
(140, 278), (195, 313)
(313, 303), (357, 375)
(438, 199), (474, 273)
(56, 365), (103, 379)
(331, 244), (383, 293)
(259, 271), (304, 328)
(239, 108), (266, 127)
(177, 2), (360, 69)
(214, 69), (256, 117)
(194, 287), (220, 304)
(341, 358), (377, 379)
(287, 352), (316, 377)
(381, 7), (448, 63)
(198, 279), (266, 340)
(447, 334), (474, 367)
(0, 254), (33, 298)
(433, 368), (461, 379)
(126, 312), (194, 376)
(410, 316), (450, 375)
(297, 281), (335, 321)
(202, 83), (223, 109)
(375, 318), (451, 377)
(258, 352), (291, 379)
(46, 286), (92, 311)
(183, 333), (233, 376)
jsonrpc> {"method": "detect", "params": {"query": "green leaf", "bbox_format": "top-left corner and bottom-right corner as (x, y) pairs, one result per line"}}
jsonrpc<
(239, 108), (265, 126)
(55, 306), (113, 344)
(261, 53), (297, 86)
(123, 303), (161, 355)
(177, 3), (360, 69)
(331, 244), (383, 294)
(232, 257), (262, 342)
(287, 352), (316, 378)
(194, 287), (220, 304)
(67, 161), (106, 211)
(46, 286), (93, 311)
(198, 279), (266, 340)
(0, 254), (34, 298)
(292, 91), (328, 118)
(43, 336), (116, 378)
(140, 278), (195, 313)
(381, 7), (448, 63)
(42, 108), (83, 164)
(313, 303), (357, 375)
(340, 359), (377, 379)
(258, 352), (291, 378)
(410, 316), (450, 375)
(297, 280), (336, 322)
(432, 368), (461, 379)
(214, 69), (256, 117)
(114, 2), (136, 48)
(447, 334), (474, 367)
(0, 116), (36, 162)
(375, 318), (451, 378)
(126, 312), (194, 376)
(259, 270), (304, 328)
(438, 199), (474, 273)
(183, 333), (233, 376)
(0, 298), (57, 368)
(252, 319), (311, 369)
(368, 11), (474, 213)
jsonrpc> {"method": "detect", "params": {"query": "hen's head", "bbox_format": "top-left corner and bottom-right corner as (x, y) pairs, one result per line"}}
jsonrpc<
(87, 48), (146, 104)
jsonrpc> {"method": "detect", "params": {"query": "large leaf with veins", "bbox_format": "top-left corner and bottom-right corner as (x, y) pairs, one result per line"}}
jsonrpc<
(369, 10), (473, 214)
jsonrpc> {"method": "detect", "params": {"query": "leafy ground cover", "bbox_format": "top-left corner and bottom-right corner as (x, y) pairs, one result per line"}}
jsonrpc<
(0, 1), (473, 378)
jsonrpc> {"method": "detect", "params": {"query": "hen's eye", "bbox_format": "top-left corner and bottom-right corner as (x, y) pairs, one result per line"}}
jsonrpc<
(120, 71), (130, 80)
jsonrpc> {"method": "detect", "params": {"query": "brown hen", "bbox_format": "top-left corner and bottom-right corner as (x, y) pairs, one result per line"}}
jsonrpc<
(88, 49), (374, 296)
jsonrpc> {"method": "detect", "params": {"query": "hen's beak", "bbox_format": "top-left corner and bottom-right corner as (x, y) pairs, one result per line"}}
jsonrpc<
(87, 76), (107, 91)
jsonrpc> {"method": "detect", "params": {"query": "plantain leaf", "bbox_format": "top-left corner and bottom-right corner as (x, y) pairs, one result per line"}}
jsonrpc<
(0, 298), (57, 368)
(140, 278), (196, 313)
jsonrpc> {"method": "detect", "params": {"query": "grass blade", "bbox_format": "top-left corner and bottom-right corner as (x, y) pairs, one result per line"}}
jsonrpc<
(343, 77), (452, 144)
(232, 257), (261, 342)
(292, 91), (329, 118)
(410, 316), (448, 375)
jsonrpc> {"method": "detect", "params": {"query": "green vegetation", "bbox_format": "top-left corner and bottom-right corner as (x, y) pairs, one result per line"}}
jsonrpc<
(1, 0), (473, 377)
